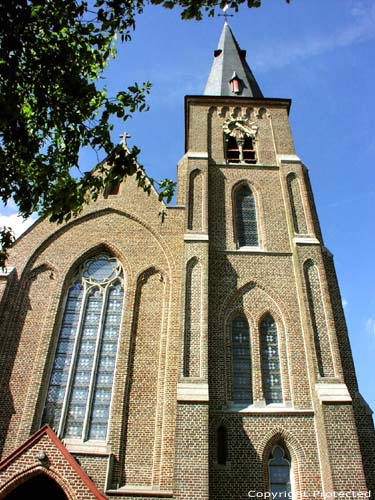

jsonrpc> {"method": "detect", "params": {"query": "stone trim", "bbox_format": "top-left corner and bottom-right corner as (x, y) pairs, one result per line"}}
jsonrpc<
(187, 152), (208, 159)
(184, 233), (209, 241)
(294, 236), (320, 245)
(277, 154), (302, 164)
(64, 440), (110, 455)
(315, 383), (352, 403)
(107, 485), (173, 497)
(214, 407), (314, 415)
(224, 250), (293, 256)
(216, 163), (279, 170)
(177, 383), (209, 402)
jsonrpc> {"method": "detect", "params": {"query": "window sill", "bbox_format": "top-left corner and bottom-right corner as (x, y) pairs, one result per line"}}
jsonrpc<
(293, 236), (320, 245)
(227, 161), (257, 166)
(236, 246), (262, 252)
(213, 460), (232, 470)
(225, 249), (293, 257)
(63, 439), (110, 455)
(218, 163), (279, 170)
(217, 402), (313, 415)
(106, 486), (173, 497)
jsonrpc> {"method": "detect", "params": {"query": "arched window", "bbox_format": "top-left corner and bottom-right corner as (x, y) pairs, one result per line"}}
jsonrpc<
(260, 315), (282, 404)
(269, 445), (292, 498)
(43, 254), (124, 441)
(217, 425), (228, 465)
(231, 315), (252, 404)
(235, 185), (259, 247)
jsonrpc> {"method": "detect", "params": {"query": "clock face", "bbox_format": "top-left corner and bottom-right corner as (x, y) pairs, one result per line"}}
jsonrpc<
(223, 118), (258, 138)
(227, 121), (237, 131)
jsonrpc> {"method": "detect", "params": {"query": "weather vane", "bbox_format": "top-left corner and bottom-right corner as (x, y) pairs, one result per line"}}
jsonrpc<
(218, 3), (234, 21)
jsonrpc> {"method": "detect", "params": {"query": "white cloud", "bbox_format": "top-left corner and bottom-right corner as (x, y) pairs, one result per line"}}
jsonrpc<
(342, 298), (348, 308)
(254, 3), (375, 71)
(0, 213), (37, 239)
(366, 318), (375, 337)
(349, 0), (368, 18)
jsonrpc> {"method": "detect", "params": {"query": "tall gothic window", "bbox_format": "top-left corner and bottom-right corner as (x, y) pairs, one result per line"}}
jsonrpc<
(269, 445), (292, 498)
(43, 254), (124, 441)
(235, 185), (259, 247)
(231, 315), (252, 404)
(260, 315), (282, 404)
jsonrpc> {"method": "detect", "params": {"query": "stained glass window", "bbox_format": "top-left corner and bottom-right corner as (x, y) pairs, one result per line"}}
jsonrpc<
(260, 315), (282, 404)
(235, 186), (259, 247)
(43, 254), (124, 442)
(269, 446), (292, 498)
(231, 316), (253, 404)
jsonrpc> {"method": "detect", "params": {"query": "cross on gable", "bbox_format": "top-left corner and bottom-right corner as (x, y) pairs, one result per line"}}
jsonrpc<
(119, 131), (131, 149)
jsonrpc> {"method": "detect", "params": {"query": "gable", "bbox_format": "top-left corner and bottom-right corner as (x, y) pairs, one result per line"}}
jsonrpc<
(0, 425), (108, 499)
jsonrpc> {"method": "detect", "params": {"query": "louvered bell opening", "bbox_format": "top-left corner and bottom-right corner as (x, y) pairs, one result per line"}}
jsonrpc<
(226, 136), (240, 163)
(243, 137), (256, 164)
(226, 136), (256, 165)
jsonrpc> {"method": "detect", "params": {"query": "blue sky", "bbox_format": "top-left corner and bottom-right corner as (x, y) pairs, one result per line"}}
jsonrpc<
(1, 0), (374, 413)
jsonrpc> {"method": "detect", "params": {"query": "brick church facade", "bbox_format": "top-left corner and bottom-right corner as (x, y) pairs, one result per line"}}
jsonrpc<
(0, 22), (374, 499)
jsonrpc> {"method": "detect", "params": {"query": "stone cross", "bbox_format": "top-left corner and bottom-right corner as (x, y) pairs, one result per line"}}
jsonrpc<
(119, 132), (131, 149)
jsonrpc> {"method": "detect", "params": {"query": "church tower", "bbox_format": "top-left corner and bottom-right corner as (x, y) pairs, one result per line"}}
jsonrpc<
(0, 21), (374, 500)
(176, 22), (375, 499)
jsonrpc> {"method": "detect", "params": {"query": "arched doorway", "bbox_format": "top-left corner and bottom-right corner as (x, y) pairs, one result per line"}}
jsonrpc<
(4, 473), (68, 499)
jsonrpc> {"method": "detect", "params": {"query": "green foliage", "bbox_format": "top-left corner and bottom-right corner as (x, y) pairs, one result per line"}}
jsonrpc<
(0, 0), (289, 266)
(0, 227), (15, 269)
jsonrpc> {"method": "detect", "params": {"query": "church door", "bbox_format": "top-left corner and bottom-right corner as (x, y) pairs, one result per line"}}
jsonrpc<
(4, 473), (69, 499)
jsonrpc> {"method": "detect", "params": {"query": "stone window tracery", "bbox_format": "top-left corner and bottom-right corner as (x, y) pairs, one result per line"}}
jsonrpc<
(42, 254), (124, 442)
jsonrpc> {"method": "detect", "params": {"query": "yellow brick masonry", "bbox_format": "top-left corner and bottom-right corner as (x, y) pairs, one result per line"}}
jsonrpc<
(0, 92), (374, 499)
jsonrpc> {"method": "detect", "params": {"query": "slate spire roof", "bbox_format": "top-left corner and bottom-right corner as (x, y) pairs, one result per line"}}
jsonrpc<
(204, 22), (263, 98)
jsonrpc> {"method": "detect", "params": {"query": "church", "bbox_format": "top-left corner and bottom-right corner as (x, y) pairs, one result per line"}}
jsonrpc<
(0, 22), (374, 499)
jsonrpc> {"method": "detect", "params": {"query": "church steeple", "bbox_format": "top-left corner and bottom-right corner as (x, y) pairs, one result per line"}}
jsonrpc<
(204, 22), (263, 98)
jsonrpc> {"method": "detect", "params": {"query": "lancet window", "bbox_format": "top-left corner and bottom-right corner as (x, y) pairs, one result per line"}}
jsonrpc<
(231, 315), (253, 404)
(235, 185), (259, 247)
(260, 315), (283, 404)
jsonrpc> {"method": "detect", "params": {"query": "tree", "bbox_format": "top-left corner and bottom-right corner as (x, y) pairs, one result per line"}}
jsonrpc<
(0, 0), (289, 266)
